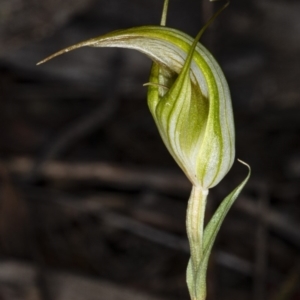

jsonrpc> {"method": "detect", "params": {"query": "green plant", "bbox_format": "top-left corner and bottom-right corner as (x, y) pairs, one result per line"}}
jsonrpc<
(38, 1), (250, 299)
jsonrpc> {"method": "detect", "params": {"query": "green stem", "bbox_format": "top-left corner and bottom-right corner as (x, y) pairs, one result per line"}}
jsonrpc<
(160, 0), (169, 26)
(186, 185), (208, 273)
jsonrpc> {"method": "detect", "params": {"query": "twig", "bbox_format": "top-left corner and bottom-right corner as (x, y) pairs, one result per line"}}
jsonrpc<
(103, 211), (256, 277)
(7, 157), (190, 195)
(5, 157), (300, 248)
(18, 184), (279, 279)
(4, 158), (300, 248)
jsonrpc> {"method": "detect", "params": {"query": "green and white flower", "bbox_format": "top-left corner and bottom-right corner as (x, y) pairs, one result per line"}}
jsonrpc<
(38, 2), (250, 299)
(38, 23), (234, 189)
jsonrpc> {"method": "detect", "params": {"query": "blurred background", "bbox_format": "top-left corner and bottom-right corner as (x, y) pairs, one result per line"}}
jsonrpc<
(0, 0), (299, 299)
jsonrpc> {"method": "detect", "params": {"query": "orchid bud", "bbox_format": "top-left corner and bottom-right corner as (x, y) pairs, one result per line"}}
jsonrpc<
(38, 25), (235, 189)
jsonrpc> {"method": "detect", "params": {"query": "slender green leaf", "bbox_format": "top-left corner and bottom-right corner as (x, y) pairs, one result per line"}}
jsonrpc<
(194, 161), (251, 300)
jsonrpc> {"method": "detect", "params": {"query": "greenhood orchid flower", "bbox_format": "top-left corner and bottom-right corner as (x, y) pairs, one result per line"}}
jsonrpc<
(38, 2), (250, 300)
(38, 25), (234, 190)
(146, 27), (235, 189)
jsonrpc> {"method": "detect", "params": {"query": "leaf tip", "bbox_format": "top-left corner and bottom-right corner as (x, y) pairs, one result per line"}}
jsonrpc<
(237, 159), (251, 179)
(237, 159), (250, 169)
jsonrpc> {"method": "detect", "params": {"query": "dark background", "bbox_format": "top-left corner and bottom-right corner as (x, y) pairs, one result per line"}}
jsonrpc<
(0, 0), (299, 299)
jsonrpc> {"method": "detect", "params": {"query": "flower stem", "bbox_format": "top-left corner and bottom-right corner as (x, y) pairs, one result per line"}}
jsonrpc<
(186, 185), (208, 273)
(160, 0), (169, 26)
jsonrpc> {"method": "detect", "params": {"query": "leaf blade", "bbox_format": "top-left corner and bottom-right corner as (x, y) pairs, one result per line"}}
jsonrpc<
(194, 161), (251, 299)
